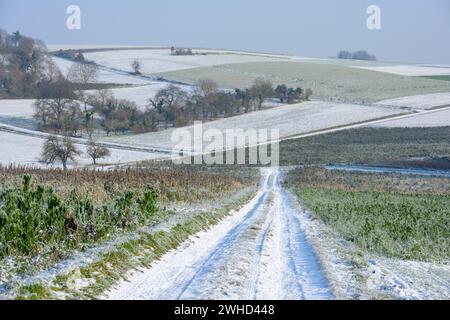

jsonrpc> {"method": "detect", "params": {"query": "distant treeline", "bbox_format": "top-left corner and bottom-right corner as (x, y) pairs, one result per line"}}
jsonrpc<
(34, 77), (313, 137)
(337, 50), (377, 61)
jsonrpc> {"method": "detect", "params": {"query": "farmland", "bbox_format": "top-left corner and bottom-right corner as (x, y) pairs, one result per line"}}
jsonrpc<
(157, 61), (450, 104)
(299, 188), (449, 261)
(87, 82), (192, 109)
(1, 41), (450, 300)
(0, 130), (165, 168)
(373, 108), (450, 128)
(286, 167), (450, 262)
(52, 57), (153, 86)
(421, 75), (450, 82)
(79, 48), (450, 105)
(375, 92), (450, 110)
(101, 101), (404, 152)
(278, 126), (450, 166)
(355, 64), (450, 77)
(0, 100), (36, 130)
(83, 48), (285, 74)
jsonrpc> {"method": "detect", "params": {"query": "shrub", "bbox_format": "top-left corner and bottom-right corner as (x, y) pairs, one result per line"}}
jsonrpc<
(0, 175), (159, 257)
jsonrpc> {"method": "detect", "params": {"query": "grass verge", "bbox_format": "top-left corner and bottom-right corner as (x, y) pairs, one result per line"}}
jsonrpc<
(14, 189), (255, 299)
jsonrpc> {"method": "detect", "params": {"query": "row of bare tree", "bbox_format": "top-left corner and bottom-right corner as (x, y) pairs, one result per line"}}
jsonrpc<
(34, 74), (312, 137)
(145, 78), (312, 130)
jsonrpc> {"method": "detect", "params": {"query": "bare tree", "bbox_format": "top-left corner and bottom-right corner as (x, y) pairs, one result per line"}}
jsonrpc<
(194, 78), (218, 97)
(34, 97), (82, 134)
(61, 102), (84, 136)
(67, 63), (99, 134)
(40, 135), (81, 170)
(149, 85), (188, 127)
(131, 59), (142, 75)
(67, 63), (98, 85)
(250, 78), (273, 110)
(86, 139), (110, 165)
(304, 88), (313, 101)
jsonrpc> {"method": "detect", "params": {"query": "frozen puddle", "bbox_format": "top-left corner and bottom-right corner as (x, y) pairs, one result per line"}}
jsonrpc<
(106, 168), (334, 300)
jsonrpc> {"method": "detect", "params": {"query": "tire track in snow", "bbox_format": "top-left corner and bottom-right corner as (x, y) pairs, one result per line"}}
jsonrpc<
(106, 168), (334, 300)
(280, 192), (334, 299)
(173, 172), (277, 299)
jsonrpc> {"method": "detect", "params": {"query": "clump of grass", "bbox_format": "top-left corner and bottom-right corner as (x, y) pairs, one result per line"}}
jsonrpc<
(297, 187), (450, 262)
(17, 283), (54, 300)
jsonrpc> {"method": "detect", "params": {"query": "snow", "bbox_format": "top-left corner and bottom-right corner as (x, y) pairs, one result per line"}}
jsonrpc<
(0, 129), (168, 168)
(87, 82), (192, 109)
(52, 57), (153, 85)
(290, 185), (450, 300)
(102, 101), (402, 152)
(0, 131), (45, 167)
(47, 45), (161, 51)
(0, 100), (37, 129)
(366, 257), (450, 300)
(106, 168), (334, 300)
(372, 107), (450, 128)
(356, 65), (450, 76)
(84, 49), (284, 74)
(0, 99), (35, 118)
(376, 92), (450, 110)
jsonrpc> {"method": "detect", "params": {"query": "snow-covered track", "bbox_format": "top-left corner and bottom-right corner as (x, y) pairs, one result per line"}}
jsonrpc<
(106, 168), (334, 300)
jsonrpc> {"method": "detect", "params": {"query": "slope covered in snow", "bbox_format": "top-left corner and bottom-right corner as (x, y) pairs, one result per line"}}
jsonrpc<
(375, 92), (450, 110)
(84, 48), (285, 74)
(101, 101), (403, 152)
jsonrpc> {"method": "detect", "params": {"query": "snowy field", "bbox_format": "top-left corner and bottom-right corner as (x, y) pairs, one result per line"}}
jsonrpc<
(87, 82), (192, 109)
(83, 49), (284, 74)
(158, 61), (450, 104)
(0, 99), (35, 117)
(102, 101), (403, 152)
(372, 108), (450, 128)
(0, 100), (36, 129)
(52, 57), (153, 85)
(356, 65), (450, 77)
(375, 92), (450, 110)
(47, 45), (161, 51)
(0, 98), (170, 167)
(0, 130), (166, 168)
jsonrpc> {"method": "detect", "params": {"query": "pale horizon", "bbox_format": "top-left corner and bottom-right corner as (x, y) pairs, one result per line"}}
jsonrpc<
(1, 0), (450, 64)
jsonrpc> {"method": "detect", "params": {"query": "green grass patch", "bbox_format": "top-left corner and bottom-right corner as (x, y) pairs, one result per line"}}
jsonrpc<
(296, 187), (450, 262)
(158, 61), (450, 104)
(16, 283), (54, 300)
(420, 75), (450, 82)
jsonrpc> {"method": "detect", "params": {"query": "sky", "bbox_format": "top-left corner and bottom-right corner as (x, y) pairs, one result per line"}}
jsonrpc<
(1, 0), (449, 64)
